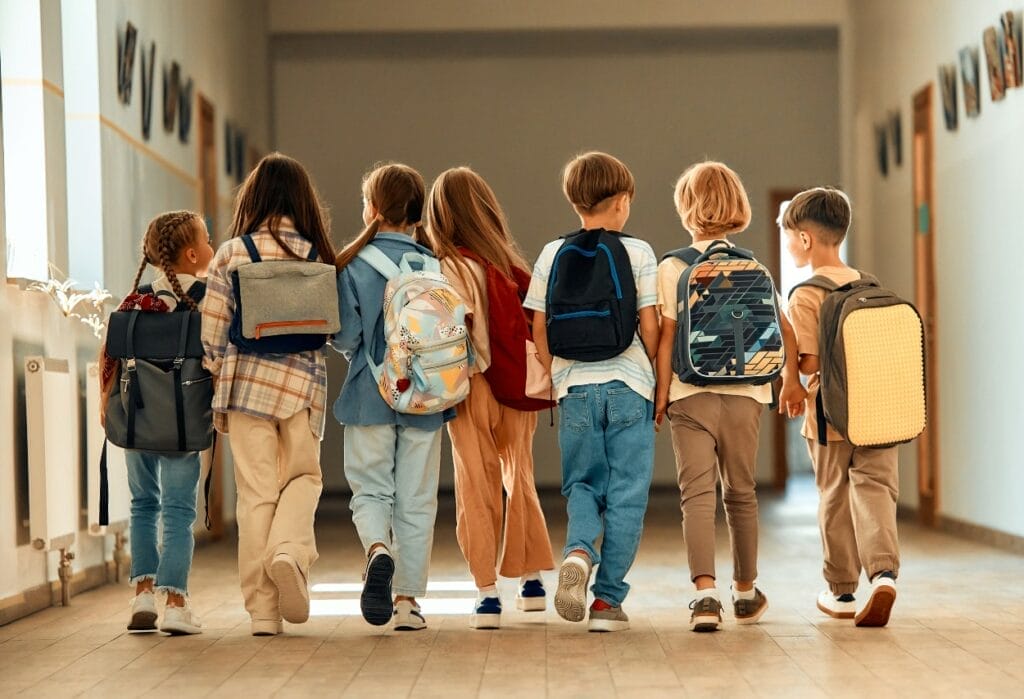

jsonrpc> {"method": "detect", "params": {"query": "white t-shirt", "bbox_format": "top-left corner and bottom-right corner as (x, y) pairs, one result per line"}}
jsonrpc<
(524, 233), (658, 401)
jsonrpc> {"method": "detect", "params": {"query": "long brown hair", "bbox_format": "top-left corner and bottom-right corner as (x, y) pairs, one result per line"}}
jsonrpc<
(335, 163), (427, 270)
(130, 210), (203, 310)
(229, 152), (335, 263)
(425, 167), (529, 284)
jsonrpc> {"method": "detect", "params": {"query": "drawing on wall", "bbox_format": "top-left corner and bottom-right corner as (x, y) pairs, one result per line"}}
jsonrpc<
(140, 42), (156, 140)
(224, 122), (234, 175)
(162, 61), (180, 133)
(960, 46), (981, 117)
(1003, 10), (1022, 89)
(875, 123), (888, 176)
(178, 77), (193, 143)
(983, 27), (1006, 101)
(116, 21), (137, 104)
(939, 63), (958, 131)
(888, 111), (902, 167)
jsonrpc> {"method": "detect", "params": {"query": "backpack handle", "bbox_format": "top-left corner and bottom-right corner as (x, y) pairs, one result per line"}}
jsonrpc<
(695, 243), (754, 263)
(399, 251), (440, 274)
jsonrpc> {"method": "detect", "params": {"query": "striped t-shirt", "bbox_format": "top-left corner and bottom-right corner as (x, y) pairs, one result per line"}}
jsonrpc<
(524, 232), (658, 401)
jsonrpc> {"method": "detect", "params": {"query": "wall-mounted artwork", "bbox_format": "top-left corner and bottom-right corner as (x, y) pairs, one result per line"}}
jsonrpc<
(939, 63), (958, 131)
(1003, 11), (1022, 89)
(116, 22), (137, 104)
(140, 42), (155, 140)
(888, 111), (902, 167)
(162, 61), (180, 133)
(178, 77), (193, 143)
(875, 123), (888, 176)
(983, 27), (1006, 101)
(960, 46), (981, 117)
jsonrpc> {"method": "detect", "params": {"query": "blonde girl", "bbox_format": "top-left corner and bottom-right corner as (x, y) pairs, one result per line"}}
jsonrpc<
(425, 166), (555, 629)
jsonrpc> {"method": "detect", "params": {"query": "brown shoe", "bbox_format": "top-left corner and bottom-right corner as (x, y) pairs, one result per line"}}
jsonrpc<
(733, 588), (769, 625)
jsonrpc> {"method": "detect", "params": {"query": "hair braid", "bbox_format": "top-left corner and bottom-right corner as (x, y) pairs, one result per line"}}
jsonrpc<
(130, 255), (148, 294)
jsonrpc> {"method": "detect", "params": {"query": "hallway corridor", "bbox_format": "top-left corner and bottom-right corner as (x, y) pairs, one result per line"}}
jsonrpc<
(1, 480), (1022, 698)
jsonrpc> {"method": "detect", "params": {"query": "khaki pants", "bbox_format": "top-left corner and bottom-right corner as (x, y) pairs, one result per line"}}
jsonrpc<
(227, 410), (322, 624)
(448, 375), (554, 588)
(806, 438), (900, 594)
(668, 393), (763, 583)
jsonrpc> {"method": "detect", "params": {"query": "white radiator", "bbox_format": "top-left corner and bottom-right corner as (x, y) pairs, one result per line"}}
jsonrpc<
(85, 362), (130, 535)
(24, 356), (78, 551)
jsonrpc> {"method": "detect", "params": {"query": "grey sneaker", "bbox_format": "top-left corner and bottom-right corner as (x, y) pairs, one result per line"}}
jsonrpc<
(733, 588), (768, 625)
(127, 591), (158, 632)
(689, 595), (723, 632)
(554, 554), (591, 623)
(588, 601), (629, 632)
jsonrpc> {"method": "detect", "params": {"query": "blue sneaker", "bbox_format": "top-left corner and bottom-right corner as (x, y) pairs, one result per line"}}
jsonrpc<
(516, 578), (546, 612)
(471, 595), (502, 629)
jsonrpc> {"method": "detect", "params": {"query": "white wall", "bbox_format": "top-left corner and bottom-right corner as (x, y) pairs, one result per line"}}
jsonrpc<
(0, 0), (270, 604)
(848, 0), (1024, 537)
(272, 29), (840, 491)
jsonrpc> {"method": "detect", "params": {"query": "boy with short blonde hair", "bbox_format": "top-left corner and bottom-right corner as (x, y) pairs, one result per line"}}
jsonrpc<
(783, 186), (900, 627)
(656, 161), (805, 632)
(527, 151), (659, 632)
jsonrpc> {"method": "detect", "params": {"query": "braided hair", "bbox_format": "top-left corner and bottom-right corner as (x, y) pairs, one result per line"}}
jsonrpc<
(135, 210), (203, 310)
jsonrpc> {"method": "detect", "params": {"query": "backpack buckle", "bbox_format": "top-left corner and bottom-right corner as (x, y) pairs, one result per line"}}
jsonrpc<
(173, 357), (184, 368)
(126, 358), (137, 372)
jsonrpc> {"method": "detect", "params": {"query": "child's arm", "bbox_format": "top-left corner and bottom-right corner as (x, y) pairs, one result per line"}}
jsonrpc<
(777, 311), (807, 418)
(201, 245), (234, 375)
(638, 306), (659, 361)
(533, 310), (552, 373)
(329, 269), (362, 357)
(654, 315), (675, 426)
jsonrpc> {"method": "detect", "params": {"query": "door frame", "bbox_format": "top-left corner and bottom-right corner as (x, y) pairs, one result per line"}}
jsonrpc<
(912, 84), (939, 526)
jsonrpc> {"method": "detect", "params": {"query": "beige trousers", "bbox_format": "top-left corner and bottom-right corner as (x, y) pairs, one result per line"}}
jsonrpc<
(227, 410), (322, 623)
(668, 393), (763, 583)
(448, 374), (555, 588)
(806, 438), (900, 594)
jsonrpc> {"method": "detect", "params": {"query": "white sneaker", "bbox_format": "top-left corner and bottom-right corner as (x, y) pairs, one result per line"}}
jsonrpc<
(855, 573), (896, 627)
(160, 601), (202, 635)
(269, 552), (310, 624)
(393, 600), (426, 631)
(127, 591), (158, 633)
(554, 555), (591, 622)
(817, 590), (856, 619)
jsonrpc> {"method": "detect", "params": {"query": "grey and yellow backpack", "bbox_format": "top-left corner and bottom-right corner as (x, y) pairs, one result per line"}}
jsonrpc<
(790, 273), (926, 447)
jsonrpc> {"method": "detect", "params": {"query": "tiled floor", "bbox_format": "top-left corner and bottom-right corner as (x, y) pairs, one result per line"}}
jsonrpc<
(2, 477), (1024, 698)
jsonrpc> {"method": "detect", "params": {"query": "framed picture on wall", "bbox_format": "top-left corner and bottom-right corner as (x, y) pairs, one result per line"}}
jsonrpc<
(162, 61), (180, 132)
(960, 46), (981, 117)
(983, 27), (1006, 101)
(117, 21), (137, 105)
(140, 42), (155, 140)
(888, 111), (902, 166)
(1003, 10), (1022, 89)
(939, 63), (958, 131)
(178, 77), (193, 143)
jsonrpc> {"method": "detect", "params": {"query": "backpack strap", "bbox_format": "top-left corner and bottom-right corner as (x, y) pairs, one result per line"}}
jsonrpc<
(357, 244), (402, 279)
(816, 390), (828, 446)
(788, 274), (841, 300)
(306, 244), (319, 261)
(124, 310), (144, 449)
(241, 233), (262, 263)
(662, 247), (702, 266)
(172, 313), (191, 452)
(98, 440), (110, 526)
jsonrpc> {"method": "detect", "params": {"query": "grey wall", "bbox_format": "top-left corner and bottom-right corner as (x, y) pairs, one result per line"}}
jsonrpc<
(272, 29), (840, 492)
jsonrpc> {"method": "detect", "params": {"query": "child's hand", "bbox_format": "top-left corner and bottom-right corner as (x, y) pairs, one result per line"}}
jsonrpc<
(778, 380), (807, 418)
(654, 396), (668, 431)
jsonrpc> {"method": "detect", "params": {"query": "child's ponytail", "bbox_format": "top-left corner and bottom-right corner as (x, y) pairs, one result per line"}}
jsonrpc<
(335, 163), (427, 270)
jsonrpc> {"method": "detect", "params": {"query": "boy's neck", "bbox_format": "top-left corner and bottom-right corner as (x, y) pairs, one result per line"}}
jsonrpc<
(809, 245), (846, 272)
(578, 213), (623, 232)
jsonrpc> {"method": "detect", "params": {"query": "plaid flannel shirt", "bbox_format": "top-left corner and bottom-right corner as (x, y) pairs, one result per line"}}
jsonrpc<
(201, 222), (328, 438)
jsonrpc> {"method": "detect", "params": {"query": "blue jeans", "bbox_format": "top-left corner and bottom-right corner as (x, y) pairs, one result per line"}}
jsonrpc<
(125, 450), (201, 594)
(558, 381), (654, 607)
(344, 424), (442, 597)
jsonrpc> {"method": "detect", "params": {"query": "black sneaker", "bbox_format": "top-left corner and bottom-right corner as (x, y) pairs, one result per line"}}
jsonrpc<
(360, 549), (395, 626)
(689, 595), (723, 632)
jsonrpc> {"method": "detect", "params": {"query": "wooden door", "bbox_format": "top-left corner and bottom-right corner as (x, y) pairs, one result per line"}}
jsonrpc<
(912, 85), (939, 526)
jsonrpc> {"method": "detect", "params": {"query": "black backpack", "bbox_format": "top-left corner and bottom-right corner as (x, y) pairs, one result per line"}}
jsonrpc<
(545, 229), (638, 361)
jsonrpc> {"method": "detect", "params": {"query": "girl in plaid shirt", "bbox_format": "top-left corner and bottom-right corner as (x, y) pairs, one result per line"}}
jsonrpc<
(202, 153), (336, 637)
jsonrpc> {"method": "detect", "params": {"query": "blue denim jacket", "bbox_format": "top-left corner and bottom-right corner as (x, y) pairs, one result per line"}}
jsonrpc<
(330, 232), (454, 428)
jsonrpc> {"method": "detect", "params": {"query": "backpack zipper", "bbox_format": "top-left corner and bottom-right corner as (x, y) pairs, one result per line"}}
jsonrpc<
(181, 375), (213, 387)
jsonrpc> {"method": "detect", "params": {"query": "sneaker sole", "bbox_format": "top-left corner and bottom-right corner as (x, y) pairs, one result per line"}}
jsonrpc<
(361, 555), (395, 626)
(160, 621), (202, 636)
(394, 621), (427, 631)
(516, 596), (546, 612)
(689, 615), (721, 633)
(127, 610), (158, 632)
(588, 619), (629, 632)
(471, 613), (501, 629)
(269, 557), (310, 624)
(554, 562), (588, 622)
(817, 599), (855, 619)
(735, 599), (768, 625)
(855, 585), (896, 627)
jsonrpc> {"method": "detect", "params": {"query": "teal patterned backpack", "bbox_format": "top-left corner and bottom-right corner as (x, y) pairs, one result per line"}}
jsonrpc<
(357, 245), (473, 414)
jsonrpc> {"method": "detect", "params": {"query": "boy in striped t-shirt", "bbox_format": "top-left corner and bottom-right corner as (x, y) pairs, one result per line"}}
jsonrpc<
(526, 152), (658, 633)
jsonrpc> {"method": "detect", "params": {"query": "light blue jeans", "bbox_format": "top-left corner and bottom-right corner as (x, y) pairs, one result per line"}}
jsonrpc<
(125, 450), (201, 595)
(558, 381), (655, 607)
(343, 424), (442, 597)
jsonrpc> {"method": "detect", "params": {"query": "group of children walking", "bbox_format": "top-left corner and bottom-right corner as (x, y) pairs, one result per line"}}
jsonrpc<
(101, 150), (904, 639)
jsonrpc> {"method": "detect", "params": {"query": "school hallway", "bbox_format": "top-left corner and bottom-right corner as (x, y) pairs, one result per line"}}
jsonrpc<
(2, 478), (1022, 699)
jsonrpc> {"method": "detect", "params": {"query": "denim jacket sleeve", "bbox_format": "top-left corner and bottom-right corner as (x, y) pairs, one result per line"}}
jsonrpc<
(330, 267), (362, 359)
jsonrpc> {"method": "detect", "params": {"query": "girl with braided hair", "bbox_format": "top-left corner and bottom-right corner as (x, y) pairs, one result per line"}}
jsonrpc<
(101, 210), (214, 635)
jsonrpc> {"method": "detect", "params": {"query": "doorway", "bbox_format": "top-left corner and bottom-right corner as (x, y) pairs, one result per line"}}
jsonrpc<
(912, 85), (939, 527)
